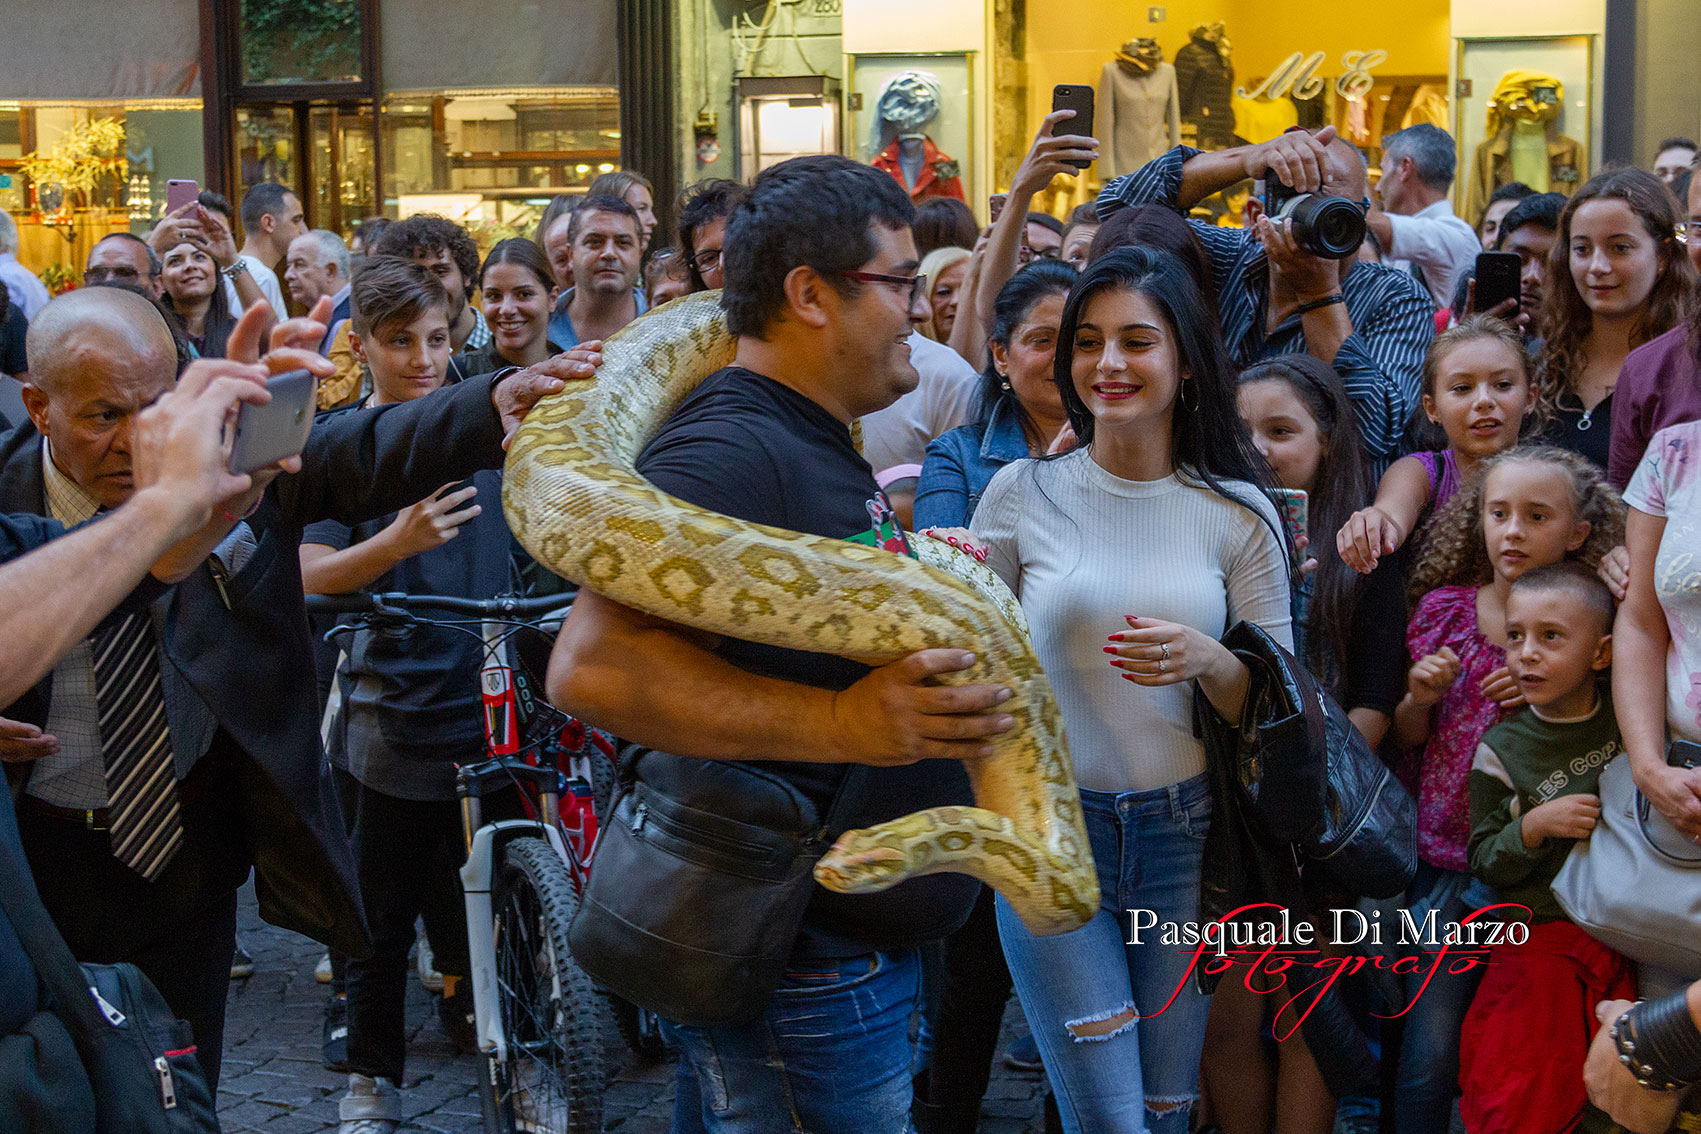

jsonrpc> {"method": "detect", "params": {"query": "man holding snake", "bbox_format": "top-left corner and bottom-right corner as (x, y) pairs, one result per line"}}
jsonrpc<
(548, 154), (1015, 1133)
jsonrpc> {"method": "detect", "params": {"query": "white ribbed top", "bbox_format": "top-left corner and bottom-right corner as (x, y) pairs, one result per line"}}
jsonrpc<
(973, 449), (1293, 792)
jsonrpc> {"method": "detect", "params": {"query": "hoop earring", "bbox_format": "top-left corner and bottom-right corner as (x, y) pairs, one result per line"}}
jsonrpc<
(1179, 378), (1199, 413)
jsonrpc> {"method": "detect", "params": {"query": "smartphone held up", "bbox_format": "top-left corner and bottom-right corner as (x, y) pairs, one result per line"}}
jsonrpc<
(1050, 85), (1095, 170)
(228, 370), (315, 475)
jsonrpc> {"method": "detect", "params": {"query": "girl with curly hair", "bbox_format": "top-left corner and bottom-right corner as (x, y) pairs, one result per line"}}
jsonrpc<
(1389, 445), (1625, 1131)
(1533, 167), (1696, 470)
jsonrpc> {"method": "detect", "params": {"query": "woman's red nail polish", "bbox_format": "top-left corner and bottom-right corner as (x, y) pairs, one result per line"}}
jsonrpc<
(1102, 646), (1117, 653)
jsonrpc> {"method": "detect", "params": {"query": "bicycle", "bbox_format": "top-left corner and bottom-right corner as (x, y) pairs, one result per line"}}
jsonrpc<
(308, 590), (620, 1133)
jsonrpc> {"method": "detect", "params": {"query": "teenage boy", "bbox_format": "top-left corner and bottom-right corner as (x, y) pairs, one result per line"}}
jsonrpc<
(1461, 562), (1636, 1134)
(301, 256), (514, 1134)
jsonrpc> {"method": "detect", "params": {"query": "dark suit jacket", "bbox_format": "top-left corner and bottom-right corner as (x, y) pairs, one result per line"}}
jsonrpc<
(0, 373), (511, 957)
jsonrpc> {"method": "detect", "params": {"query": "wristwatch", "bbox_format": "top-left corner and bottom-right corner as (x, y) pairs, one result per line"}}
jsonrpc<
(222, 259), (250, 280)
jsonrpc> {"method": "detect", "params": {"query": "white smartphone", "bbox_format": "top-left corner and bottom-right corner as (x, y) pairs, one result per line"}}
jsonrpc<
(228, 370), (315, 475)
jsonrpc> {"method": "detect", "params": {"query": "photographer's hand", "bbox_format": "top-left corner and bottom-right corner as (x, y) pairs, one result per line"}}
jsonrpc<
(1255, 215), (1352, 365)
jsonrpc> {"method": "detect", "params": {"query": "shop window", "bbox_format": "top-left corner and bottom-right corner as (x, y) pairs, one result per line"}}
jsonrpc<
(380, 88), (620, 241)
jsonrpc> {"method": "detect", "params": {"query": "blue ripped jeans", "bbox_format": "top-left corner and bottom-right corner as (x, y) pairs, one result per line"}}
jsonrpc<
(997, 775), (1212, 1134)
(663, 948), (921, 1134)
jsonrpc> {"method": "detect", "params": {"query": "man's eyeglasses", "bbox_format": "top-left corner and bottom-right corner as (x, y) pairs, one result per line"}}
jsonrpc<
(84, 266), (144, 284)
(839, 269), (927, 307)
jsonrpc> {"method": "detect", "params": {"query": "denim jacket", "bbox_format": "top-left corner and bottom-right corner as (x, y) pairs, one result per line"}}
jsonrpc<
(914, 399), (1030, 530)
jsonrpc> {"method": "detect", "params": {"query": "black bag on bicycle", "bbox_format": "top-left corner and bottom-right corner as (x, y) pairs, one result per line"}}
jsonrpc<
(1201, 620), (1417, 898)
(0, 837), (219, 1133)
(568, 747), (866, 1027)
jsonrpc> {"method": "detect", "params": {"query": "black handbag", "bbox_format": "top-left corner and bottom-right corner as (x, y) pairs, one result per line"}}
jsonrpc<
(1205, 621), (1417, 899)
(568, 747), (868, 1027)
(0, 840), (219, 1133)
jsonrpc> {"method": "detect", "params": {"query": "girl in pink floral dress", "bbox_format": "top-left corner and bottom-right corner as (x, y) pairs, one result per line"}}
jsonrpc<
(1388, 445), (1626, 1131)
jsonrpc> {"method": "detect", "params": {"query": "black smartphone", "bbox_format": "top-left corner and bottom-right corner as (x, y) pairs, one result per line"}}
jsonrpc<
(228, 369), (316, 475)
(1474, 251), (1521, 314)
(1672, 739), (1701, 769)
(1051, 85), (1095, 169)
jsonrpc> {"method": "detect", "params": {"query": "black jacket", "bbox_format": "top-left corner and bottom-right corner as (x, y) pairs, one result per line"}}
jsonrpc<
(0, 373), (511, 957)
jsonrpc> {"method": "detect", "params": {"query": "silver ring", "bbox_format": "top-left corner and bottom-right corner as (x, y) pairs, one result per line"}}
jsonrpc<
(1158, 659), (1168, 673)
(1161, 643), (1171, 662)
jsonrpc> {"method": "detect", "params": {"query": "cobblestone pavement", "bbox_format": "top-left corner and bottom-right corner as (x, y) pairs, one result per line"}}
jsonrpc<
(219, 882), (1051, 1133)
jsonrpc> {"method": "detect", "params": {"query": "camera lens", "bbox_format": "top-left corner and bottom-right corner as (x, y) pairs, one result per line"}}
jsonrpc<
(1289, 195), (1366, 260)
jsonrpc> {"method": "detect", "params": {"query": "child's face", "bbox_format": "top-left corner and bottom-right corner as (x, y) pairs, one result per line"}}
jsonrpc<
(1421, 337), (1534, 461)
(1481, 461), (1592, 583)
(1504, 588), (1611, 708)
(1237, 378), (1325, 493)
(354, 307), (452, 406)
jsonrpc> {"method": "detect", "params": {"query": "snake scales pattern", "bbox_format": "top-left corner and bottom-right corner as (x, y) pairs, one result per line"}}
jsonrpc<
(502, 291), (1098, 935)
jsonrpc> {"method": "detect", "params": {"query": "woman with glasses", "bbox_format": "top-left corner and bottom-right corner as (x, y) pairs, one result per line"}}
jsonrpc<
(931, 247), (1290, 1132)
(1533, 167), (1695, 470)
(676, 178), (749, 293)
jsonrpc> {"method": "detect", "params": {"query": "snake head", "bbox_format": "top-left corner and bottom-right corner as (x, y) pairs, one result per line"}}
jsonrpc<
(813, 838), (907, 894)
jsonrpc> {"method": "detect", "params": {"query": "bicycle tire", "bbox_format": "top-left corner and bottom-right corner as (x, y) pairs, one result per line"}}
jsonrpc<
(479, 836), (603, 1134)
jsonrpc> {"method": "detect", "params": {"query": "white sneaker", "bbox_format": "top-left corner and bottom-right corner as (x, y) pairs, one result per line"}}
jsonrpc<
(315, 952), (333, 984)
(338, 1073), (400, 1134)
(415, 934), (443, 993)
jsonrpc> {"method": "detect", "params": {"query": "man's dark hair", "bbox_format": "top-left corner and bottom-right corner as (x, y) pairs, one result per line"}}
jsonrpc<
(1025, 211), (1063, 236)
(720, 155), (915, 339)
(676, 178), (750, 290)
(1658, 137), (1698, 157)
(1508, 560), (1616, 637)
(914, 197), (980, 257)
(1382, 123), (1458, 191)
(240, 182), (295, 234)
(1489, 181), (1533, 207)
(197, 190), (235, 226)
(88, 232), (161, 280)
(371, 215), (480, 300)
(1494, 191), (1567, 248)
(566, 194), (640, 243)
(1060, 202), (1100, 244)
(351, 255), (451, 338)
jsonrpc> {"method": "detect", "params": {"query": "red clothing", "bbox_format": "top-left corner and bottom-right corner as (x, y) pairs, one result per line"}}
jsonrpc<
(871, 136), (966, 203)
(1459, 920), (1635, 1134)
(1608, 322), (1701, 489)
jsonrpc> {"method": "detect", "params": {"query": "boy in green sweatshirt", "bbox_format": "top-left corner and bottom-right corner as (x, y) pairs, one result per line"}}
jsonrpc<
(1459, 561), (1635, 1134)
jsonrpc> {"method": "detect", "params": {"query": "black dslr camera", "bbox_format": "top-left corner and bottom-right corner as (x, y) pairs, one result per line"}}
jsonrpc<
(1262, 171), (1367, 260)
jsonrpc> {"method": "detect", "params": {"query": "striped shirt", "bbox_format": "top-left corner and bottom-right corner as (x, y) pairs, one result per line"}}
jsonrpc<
(1097, 146), (1435, 469)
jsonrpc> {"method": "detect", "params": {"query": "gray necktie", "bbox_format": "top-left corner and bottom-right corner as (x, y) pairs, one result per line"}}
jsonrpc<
(91, 611), (183, 880)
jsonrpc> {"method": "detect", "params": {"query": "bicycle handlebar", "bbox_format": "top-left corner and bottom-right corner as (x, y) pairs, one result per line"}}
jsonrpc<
(303, 592), (574, 619)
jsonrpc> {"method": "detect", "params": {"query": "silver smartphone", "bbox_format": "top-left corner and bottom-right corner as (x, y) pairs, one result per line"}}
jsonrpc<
(228, 369), (315, 475)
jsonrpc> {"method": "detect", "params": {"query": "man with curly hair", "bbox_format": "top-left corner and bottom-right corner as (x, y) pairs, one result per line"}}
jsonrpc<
(371, 215), (490, 356)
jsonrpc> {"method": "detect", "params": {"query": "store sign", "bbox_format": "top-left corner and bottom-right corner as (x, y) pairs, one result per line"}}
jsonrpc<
(1238, 49), (1388, 103)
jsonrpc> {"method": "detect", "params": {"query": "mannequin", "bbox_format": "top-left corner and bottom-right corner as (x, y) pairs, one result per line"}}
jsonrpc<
(869, 70), (966, 203)
(1097, 38), (1180, 180)
(1463, 70), (1583, 223)
(1174, 22), (1236, 149)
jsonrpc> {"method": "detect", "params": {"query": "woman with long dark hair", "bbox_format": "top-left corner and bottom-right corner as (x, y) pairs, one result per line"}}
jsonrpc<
(915, 260), (1078, 529)
(160, 240), (237, 359)
(462, 238), (562, 374)
(939, 246), (1290, 1132)
(1534, 166), (1695, 468)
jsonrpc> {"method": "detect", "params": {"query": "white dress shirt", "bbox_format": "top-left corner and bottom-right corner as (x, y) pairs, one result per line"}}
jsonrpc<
(1385, 198), (1480, 309)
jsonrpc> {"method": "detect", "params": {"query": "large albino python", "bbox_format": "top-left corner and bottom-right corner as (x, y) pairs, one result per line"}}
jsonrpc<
(503, 292), (1098, 935)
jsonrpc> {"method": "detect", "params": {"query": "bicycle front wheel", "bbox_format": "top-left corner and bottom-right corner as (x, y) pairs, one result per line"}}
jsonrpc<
(480, 836), (603, 1134)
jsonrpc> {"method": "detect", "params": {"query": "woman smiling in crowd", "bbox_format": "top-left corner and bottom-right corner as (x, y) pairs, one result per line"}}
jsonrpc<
(940, 246), (1290, 1132)
(462, 239), (563, 374)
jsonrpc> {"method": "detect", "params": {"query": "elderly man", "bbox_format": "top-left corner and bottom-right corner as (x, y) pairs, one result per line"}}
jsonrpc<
(1366, 123), (1481, 309)
(0, 356), (284, 1123)
(546, 194), (647, 347)
(1, 288), (585, 1090)
(284, 229), (353, 352)
(83, 233), (162, 298)
(1098, 124), (1433, 471)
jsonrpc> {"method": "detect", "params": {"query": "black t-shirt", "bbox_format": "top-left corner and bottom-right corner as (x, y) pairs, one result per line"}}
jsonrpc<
(636, 365), (977, 955)
(1541, 390), (1612, 471)
(304, 411), (514, 798)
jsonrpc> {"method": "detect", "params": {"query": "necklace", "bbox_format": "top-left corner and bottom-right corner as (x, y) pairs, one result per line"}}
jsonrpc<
(1566, 386), (1615, 432)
